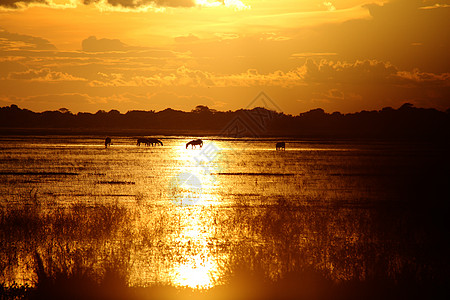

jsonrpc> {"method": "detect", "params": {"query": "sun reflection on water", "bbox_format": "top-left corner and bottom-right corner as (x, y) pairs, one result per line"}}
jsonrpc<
(169, 140), (223, 205)
(168, 207), (224, 289)
(168, 139), (225, 289)
(172, 250), (219, 289)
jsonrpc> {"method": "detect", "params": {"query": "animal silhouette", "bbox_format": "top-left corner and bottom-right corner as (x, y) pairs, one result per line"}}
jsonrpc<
(147, 138), (163, 146)
(137, 138), (163, 146)
(186, 139), (203, 149)
(276, 142), (285, 150)
(105, 137), (111, 148)
(136, 138), (149, 146)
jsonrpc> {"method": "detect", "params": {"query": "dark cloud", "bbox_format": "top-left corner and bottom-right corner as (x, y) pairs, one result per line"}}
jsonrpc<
(0, 0), (48, 9)
(0, 29), (56, 50)
(307, 0), (450, 73)
(301, 59), (400, 84)
(300, 59), (449, 88)
(1, 0), (196, 9)
(82, 0), (196, 9)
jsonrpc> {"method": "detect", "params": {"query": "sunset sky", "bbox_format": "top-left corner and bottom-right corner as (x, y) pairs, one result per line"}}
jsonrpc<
(0, 0), (449, 114)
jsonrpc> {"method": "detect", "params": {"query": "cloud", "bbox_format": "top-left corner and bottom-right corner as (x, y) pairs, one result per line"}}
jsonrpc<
(85, 59), (449, 89)
(341, 0), (449, 73)
(0, 29), (56, 50)
(419, 3), (450, 10)
(0, 0), (48, 10)
(0, 0), (195, 10)
(259, 33), (291, 42)
(326, 89), (344, 99)
(174, 34), (200, 44)
(196, 0), (249, 10)
(323, 2), (336, 12)
(0, 0), (249, 11)
(83, 0), (196, 9)
(300, 59), (399, 84)
(299, 59), (450, 87)
(396, 69), (450, 86)
(89, 72), (138, 87)
(215, 33), (240, 40)
(8, 68), (86, 81)
(291, 53), (338, 58)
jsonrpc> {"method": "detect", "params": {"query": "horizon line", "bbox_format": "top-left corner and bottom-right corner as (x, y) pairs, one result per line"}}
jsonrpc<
(3, 103), (449, 116)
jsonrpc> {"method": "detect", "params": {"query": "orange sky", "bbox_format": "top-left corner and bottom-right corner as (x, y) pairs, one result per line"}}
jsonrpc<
(0, 0), (449, 114)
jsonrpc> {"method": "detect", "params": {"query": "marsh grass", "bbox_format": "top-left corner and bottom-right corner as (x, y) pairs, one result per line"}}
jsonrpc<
(1, 193), (133, 289)
(1, 186), (449, 299)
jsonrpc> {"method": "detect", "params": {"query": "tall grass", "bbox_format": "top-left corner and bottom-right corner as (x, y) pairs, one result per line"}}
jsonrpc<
(1, 193), (134, 297)
(1, 190), (449, 300)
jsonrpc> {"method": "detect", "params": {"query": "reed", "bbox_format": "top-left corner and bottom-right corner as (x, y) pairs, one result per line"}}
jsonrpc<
(1, 190), (448, 300)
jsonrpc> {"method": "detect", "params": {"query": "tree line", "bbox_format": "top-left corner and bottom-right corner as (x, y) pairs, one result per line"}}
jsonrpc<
(1, 103), (449, 139)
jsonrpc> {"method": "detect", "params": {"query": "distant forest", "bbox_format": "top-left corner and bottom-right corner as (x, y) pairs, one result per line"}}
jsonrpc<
(1, 103), (449, 139)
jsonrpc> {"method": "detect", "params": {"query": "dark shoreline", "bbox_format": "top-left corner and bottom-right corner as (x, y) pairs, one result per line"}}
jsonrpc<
(1, 103), (449, 141)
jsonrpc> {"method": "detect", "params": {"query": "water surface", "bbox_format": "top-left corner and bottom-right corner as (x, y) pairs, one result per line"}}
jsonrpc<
(0, 135), (448, 290)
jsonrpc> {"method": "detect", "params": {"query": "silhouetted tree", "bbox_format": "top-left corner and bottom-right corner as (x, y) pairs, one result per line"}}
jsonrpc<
(1, 104), (449, 139)
(58, 108), (71, 114)
(192, 105), (211, 113)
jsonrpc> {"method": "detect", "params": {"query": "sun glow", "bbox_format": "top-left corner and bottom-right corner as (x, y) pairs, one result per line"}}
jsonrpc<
(195, 0), (250, 10)
(173, 253), (218, 289)
(169, 210), (222, 289)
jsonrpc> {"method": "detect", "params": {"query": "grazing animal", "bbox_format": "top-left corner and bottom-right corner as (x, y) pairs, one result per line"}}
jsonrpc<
(137, 138), (150, 146)
(137, 138), (163, 146)
(105, 137), (111, 148)
(276, 142), (285, 151)
(137, 138), (147, 146)
(186, 139), (203, 149)
(147, 138), (163, 146)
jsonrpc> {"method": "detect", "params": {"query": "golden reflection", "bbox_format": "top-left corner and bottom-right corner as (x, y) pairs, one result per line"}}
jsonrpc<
(169, 207), (223, 289)
(172, 251), (219, 289)
(168, 140), (224, 289)
(170, 140), (222, 206)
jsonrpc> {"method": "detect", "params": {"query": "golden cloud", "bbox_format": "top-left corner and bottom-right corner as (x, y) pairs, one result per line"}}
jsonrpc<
(8, 68), (86, 81)
(86, 59), (449, 88)
(0, 0), (249, 11)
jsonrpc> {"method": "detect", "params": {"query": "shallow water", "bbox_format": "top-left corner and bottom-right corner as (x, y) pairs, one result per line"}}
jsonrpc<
(0, 136), (448, 289)
(0, 136), (402, 205)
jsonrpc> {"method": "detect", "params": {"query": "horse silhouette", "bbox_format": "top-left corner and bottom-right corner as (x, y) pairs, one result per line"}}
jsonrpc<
(186, 139), (203, 149)
(276, 142), (285, 150)
(137, 138), (163, 146)
(147, 138), (163, 146)
(137, 138), (149, 146)
(105, 137), (111, 148)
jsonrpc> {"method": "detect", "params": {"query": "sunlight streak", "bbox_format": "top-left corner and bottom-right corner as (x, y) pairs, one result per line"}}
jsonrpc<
(166, 139), (226, 288)
(172, 253), (218, 289)
(169, 140), (222, 206)
(169, 207), (222, 289)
